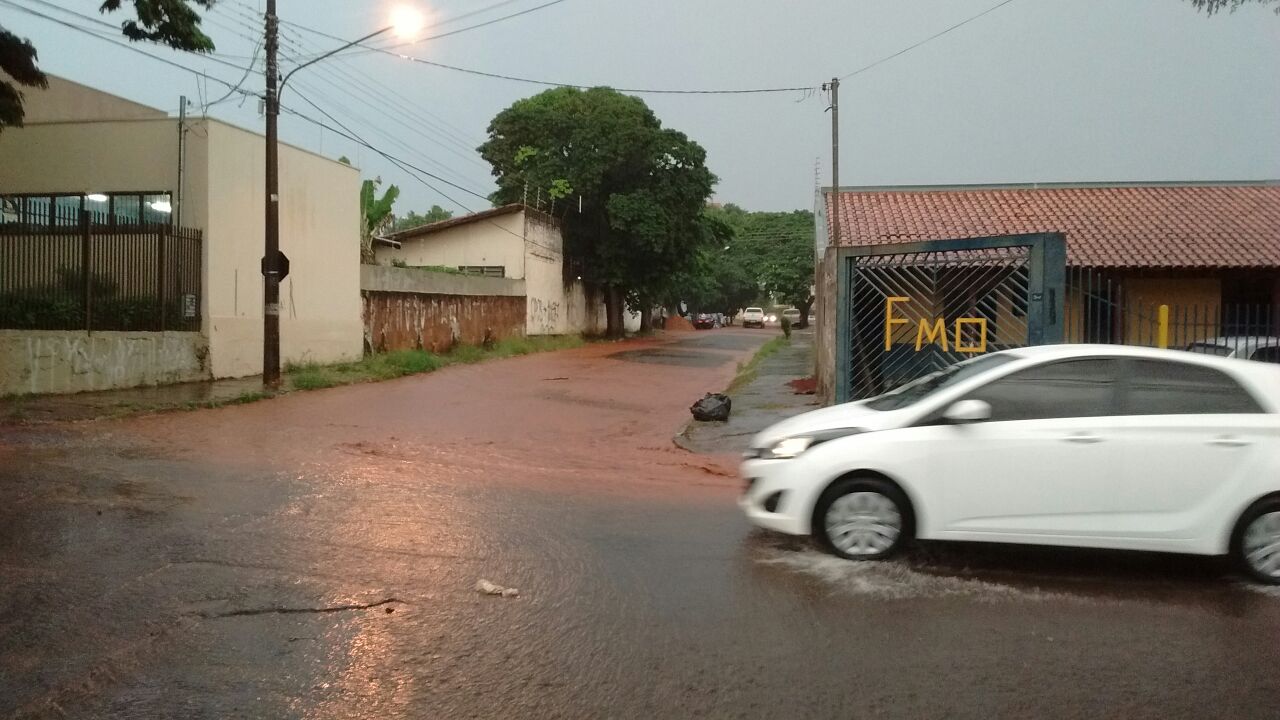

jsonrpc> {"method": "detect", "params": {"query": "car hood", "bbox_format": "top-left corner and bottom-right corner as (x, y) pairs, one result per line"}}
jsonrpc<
(749, 401), (902, 448)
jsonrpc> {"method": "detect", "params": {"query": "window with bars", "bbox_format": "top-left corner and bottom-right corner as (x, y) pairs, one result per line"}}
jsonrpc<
(1, 192), (173, 227)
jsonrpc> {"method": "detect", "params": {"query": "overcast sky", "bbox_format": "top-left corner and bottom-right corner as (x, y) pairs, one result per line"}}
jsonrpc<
(6, 0), (1279, 213)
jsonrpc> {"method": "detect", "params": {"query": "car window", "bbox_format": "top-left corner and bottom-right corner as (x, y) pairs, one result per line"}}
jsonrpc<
(961, 358), (1120, 421)
(1123, 359), (1263, 415)
(1186, 342), (1233, 357)
(1250, 346), (1280, 364)
(865, 354), (1016, 411)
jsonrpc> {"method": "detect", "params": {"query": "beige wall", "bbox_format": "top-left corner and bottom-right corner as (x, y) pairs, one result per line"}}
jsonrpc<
(0, 330), (208, 395)
(0, 117), (363, 380)
(10, 74), (167, 124)
(200, 120), (362, 376)
(375, 212), (527, 276)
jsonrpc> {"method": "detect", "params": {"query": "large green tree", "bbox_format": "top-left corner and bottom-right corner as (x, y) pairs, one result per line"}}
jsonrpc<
(478, 87), (716, 336)
(1, 1), (214, 131)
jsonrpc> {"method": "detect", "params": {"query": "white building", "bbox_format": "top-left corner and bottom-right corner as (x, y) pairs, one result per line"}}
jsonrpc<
(377, 205), (639, 335)
(0, 75), (362, 393)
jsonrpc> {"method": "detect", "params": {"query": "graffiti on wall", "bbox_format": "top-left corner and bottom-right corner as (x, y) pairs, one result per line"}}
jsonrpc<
(528, 297), (562, 335)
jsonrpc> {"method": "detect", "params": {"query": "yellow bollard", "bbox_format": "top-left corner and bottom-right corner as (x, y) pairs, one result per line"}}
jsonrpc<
(1157, 304), (1169, 349)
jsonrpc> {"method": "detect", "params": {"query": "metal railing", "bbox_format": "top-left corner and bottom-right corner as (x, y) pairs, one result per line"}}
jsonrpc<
(0, 208), (202, 332)
(1065, 267), (1278, 353)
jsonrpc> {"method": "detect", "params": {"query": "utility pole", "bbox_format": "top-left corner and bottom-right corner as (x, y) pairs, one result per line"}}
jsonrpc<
(828, 77), (840, 247)
(262, 0), (282, 388)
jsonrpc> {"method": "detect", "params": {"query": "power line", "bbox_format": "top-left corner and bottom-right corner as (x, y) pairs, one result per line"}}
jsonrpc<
(286, 89), (492, 204)
(840, 0), (1019, 80)
(272, 18), (817, 95)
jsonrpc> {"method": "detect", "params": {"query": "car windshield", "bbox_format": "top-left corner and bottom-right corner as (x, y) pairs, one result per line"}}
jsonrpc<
(746, 308), (762, 313)
(1186, 342), (1234, 357)
(864, 354), (1017, 411)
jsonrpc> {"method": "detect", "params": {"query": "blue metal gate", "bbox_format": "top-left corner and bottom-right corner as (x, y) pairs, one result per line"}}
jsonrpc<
(835, 233), (1066, 403)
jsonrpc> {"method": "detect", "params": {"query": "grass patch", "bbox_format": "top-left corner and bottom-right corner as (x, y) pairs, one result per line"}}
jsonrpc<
(283, 335), (587, 392)
(727, 336), (790, 395)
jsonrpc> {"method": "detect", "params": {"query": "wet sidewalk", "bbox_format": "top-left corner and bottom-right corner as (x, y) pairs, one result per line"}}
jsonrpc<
(1, 376), (270, 424)
(677, 329), (819, 454)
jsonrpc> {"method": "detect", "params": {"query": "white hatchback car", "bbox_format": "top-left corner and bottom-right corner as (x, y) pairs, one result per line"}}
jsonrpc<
(741, 345), (1280, 584)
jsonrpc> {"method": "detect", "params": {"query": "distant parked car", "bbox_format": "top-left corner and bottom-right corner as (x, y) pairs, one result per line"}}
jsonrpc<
(808, 313), (816, 326)
(742, 307), (766, 328)
(782, 308), (801, 325)
(1186, 336), (1280, 364)
(693, 312), (718, 330)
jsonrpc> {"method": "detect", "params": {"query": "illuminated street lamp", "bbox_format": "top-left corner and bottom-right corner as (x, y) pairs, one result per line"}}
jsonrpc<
(260, 3), (425, 388)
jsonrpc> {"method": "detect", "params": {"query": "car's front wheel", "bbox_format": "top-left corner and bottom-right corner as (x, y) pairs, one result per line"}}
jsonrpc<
(1233, 498), (1280, 585)
(814, 477), (911, 560)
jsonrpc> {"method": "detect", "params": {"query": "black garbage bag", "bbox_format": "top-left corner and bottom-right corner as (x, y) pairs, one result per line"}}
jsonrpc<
(690, 393), (732, 422)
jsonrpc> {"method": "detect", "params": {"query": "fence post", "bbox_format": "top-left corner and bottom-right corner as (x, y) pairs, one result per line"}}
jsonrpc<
(158, 223), (168, 331)
(1157, 304), (1169, 349)
(80, 209), (92, 333)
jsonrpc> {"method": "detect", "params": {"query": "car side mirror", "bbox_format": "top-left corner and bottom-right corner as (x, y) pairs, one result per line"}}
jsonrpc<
(943, 399), (991, 424)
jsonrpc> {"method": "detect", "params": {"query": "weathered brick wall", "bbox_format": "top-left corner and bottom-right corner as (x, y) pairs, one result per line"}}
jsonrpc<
(362, 291), (525, 353)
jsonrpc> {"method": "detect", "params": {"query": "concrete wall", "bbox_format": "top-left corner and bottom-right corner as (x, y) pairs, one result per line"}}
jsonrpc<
(524, 214), (572, 335)
(375, 212), (527, 276)
(360, 265), (526, 353)
(199, 120), (363, 376)
(361, 265), (524, 296)
(0, 330), (208, 396)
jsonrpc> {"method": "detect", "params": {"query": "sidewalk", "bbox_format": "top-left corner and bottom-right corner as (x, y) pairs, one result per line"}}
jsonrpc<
(1, 375), (269, 424)
(677, 329), (819, 454)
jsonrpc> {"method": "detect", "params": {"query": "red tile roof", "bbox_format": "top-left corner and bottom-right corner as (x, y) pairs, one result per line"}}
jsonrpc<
(825, 183), (1280, 269)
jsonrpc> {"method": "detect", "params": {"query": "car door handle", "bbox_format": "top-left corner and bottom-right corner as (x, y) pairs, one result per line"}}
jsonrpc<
(1209, 436), (1251, 448)
(1063, 433), (1103, 444)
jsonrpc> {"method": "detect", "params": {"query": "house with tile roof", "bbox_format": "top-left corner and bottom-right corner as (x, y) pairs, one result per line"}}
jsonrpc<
(813, 181), (1280, 399)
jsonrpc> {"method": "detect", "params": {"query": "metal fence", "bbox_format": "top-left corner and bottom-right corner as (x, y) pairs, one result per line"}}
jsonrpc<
(1066, 267), (1278, 358)
(0, 208), (202, 332)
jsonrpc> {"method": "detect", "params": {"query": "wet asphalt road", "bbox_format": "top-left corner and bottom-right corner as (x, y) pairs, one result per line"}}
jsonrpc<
(2, 329), (1279, 719)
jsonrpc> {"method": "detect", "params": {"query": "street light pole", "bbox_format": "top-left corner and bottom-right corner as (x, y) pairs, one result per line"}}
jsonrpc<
(263, 0), (281, 389)
(260, 5), (406, 390)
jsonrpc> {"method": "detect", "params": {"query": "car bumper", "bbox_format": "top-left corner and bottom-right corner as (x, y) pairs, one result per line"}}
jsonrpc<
(739, 458), (810, 536)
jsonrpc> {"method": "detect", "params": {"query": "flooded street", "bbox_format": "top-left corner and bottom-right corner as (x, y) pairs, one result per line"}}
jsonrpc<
(3, 329), (1278, 719)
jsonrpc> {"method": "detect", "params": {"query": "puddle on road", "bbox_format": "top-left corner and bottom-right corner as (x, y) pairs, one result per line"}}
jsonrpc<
(758, 549), (1071, 603)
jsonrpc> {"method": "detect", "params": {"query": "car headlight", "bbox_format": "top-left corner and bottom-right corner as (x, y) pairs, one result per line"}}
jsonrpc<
(752, 428), (866, 460)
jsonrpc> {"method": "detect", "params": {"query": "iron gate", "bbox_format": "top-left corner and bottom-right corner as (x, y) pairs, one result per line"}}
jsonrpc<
(835, 233), (1066, 403)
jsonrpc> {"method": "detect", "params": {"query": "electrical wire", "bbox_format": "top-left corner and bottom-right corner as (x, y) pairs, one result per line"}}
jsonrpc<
(840, 0), (1019, 80)
(270, 19), (818, 95)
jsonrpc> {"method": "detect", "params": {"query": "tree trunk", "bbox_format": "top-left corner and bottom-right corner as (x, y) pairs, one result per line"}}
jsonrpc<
(796, 296), (815, 328)
(605, 285), (625, 338)
(640, 305), (653, 333)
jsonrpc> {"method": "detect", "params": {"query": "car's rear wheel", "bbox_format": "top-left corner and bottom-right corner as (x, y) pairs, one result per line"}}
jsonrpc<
(1234, 499), (1280, 585)
(814, 477), (911, 560)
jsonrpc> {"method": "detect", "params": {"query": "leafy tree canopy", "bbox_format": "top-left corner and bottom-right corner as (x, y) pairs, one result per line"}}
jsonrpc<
(0, 1), (214, 131)
(478, 86), (716, 336)
(392, 205), (453, 233)
(1187, 0), (1279, 14)
(704, 204), (816, 325)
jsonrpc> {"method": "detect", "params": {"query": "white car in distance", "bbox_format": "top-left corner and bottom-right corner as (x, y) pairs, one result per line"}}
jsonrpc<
(741, 345), (1280, 584)
(741, 307), (766, 329)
